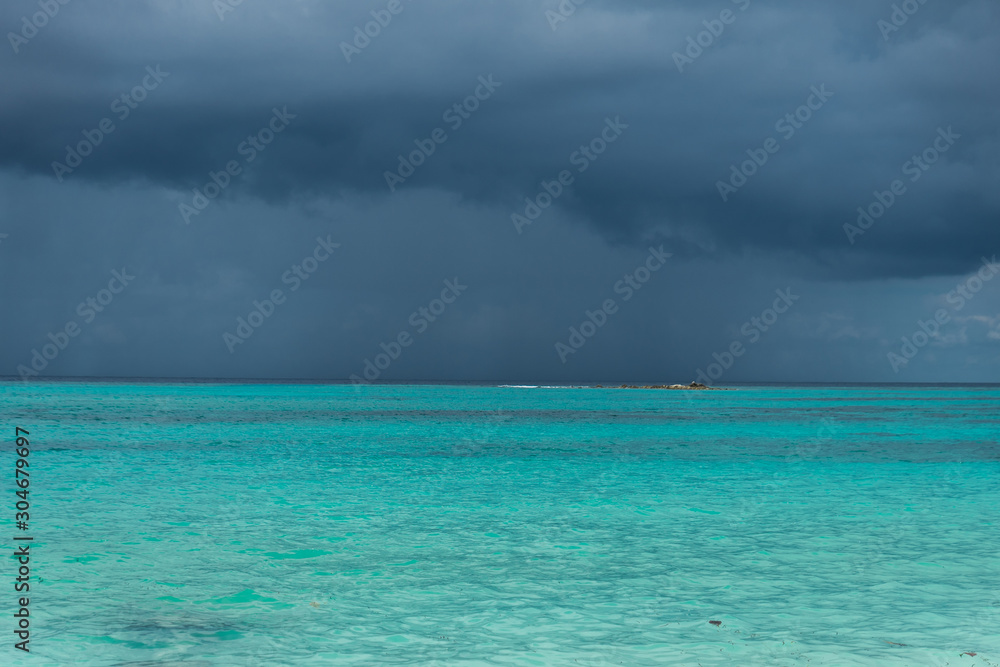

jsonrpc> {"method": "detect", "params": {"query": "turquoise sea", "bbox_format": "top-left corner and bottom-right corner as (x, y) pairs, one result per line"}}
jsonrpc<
(2, 381), (998, 666)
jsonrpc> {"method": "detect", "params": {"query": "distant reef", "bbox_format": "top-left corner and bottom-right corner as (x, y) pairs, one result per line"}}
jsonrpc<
(594, 382), (728, 390)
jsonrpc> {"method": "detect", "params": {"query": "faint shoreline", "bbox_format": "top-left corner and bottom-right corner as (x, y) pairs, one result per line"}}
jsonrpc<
(594, 382), (729, 390)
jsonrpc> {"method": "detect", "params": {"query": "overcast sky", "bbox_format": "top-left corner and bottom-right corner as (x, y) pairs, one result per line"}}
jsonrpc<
(1, 0), (998, 383)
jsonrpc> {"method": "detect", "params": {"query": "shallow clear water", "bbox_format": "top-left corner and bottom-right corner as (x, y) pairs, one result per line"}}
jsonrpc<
(2, 382), (998, 665)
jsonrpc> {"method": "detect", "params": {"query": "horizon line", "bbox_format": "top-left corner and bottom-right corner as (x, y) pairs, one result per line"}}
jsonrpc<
(2, 376), (999, 387)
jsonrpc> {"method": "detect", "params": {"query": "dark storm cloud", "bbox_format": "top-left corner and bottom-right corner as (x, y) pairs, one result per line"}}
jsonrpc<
(2, 0), (999, 384)
(2, 0), (998, 279)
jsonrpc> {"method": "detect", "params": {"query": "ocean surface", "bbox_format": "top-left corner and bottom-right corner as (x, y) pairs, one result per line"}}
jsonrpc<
(2, 381), (998, 666)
